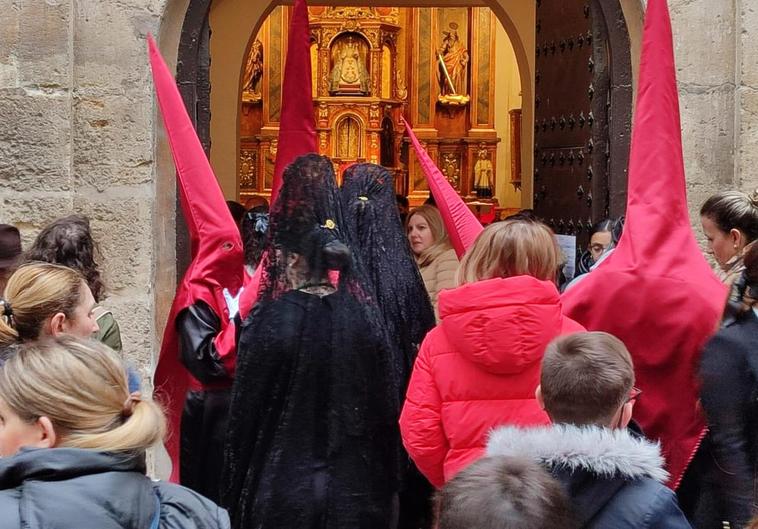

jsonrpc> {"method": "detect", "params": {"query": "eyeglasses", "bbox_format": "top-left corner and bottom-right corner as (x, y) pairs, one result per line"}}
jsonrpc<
(589, 243), (609, 253)
(627, 387), (642, 404)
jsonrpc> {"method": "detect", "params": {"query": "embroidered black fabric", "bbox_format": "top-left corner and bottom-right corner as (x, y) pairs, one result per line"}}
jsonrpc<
(340, 163), (436, 391)
(222, 155), (399, 529)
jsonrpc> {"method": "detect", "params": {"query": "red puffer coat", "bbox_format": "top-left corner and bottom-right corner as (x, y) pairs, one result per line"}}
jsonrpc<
(399, 275), (585, 487)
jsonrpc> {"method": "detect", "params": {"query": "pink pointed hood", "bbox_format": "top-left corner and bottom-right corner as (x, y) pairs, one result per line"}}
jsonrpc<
(402, 117), (483, 258)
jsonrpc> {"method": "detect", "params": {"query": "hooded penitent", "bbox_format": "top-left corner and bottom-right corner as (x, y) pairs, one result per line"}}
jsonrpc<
(561, 0), (726, 488)
(222, 154), (399, 529)
(148, 35), (243, 483)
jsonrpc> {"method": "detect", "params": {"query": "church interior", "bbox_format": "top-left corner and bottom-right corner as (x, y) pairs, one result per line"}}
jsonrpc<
(208, 5), (528, 219)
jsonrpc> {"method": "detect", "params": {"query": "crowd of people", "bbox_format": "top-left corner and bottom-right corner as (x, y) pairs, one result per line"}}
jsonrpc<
(1, 157), (758, 529)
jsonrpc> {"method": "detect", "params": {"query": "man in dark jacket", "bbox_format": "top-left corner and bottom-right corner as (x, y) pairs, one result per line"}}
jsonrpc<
(487, 331), (691, 529)
(0, 448), (230, 529)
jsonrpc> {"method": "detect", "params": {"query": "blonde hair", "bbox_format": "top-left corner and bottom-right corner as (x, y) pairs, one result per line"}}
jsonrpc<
(407, 205), (453, 267)
(457, 219), (560, 285)
(0, 336), (165, 453)
(0, 262), (84, 346)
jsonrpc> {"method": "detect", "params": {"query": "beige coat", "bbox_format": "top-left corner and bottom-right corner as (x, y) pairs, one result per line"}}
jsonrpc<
(419, 247), (459, 320)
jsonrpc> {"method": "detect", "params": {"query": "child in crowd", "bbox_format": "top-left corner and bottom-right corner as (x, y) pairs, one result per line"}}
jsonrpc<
(0, 336), (229, 529)
(437, 455), (576, 529)
(487, 332), (691, 529)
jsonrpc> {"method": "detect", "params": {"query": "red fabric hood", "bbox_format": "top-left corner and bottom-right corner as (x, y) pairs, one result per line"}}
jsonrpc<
(438, 276), (565, 375)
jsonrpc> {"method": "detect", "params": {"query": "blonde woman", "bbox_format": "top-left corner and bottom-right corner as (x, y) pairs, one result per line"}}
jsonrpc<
(400, 219), (584, 488)
(407, 205), (459, 318)
(0, 336), (229, 528)
(0, 262), (99, 349)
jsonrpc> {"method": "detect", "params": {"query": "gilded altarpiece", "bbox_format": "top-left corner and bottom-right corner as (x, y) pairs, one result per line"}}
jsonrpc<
(238, 7), (511, 208)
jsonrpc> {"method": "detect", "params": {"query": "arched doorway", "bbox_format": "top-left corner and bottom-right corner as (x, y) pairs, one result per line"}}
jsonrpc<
(162, 0), (642, 274)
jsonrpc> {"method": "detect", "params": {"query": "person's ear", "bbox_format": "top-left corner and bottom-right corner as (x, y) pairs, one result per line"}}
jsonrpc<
(48, 313), (67, 337)
(535, 385), (545, 410)
(730, 228), (744, 250)
(36, 416), (57, 449)
(618, 401), (634, 429)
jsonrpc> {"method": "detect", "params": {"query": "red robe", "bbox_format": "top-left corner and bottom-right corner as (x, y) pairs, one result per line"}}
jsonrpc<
(561, 0), (725, 488)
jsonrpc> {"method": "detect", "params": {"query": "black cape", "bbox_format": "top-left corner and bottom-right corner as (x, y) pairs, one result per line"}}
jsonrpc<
(223, 288), (398, 529)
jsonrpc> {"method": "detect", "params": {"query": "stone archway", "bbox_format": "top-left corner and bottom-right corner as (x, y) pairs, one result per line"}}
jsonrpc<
(156, 0), (644, 279)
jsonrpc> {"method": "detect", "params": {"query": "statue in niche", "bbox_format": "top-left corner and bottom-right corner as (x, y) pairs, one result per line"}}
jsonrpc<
(437, 22), (470, 105)
(243, 39), (264, 101)
(473, 148), (494, 198)
(329, 36), (371, 95)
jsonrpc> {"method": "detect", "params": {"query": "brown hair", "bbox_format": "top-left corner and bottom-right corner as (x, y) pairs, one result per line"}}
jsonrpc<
(0, 263), (84, 346)
(0, 336), (165, 453)
(700, 190), (758, 244)
(457, 219), (560, 285)
(541, 332), (634, 426)
(437, 455), (576, 529)
(407, 205), (453, 267)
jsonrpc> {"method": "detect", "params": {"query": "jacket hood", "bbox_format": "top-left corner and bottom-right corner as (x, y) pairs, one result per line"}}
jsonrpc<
(0, 448), (143, 488)
(438, 276), (565, 374)
(486, 424), (669, 483)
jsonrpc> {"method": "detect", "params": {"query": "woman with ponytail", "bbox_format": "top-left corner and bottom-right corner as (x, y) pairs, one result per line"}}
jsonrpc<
(222, 154), (399, 529)
(0, 262), (98, 352)
(0, 336), (229, 528)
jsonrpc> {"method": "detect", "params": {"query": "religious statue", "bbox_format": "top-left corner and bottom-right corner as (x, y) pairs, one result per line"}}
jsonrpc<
(242, 39), (264, 101)
(437, 23), (470, 106)
(329, 36), (371, 95)
(473, 148), (494, 198)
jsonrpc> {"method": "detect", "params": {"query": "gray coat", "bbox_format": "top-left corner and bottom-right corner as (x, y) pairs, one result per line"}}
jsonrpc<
(0, 447), (230, 529)
(487, 424), (692, 529)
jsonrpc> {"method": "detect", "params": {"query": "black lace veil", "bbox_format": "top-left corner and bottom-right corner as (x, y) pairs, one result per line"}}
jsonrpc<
(340, 163), (436, 388)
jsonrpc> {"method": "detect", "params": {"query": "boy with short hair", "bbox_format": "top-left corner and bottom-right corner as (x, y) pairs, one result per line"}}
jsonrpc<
(487, 332), (692, 529)
(437, 455), (577, 529)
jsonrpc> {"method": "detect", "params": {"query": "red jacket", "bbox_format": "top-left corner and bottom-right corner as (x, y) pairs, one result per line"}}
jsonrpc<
(399, 276), (584, 487)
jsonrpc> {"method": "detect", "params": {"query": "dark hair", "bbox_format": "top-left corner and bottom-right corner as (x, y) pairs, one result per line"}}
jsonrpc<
(395, 194), (409, 209)
(226, 201), (246, 227)
(541, 332), (634, 426)
(700, 190), (758, 243)
(242, 205), (269, 269)
(504, 208), (540, 223)
(437, 456), (576, 529)
(24, 215), (105, 302)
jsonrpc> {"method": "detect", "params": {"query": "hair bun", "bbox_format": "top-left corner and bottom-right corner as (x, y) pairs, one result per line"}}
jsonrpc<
(322, 240), (352, 271)
(750, 189), (758, 207)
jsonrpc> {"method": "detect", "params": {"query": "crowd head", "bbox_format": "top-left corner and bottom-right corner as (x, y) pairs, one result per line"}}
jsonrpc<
(0, 336), (165, 457)
(24, 215), (105, 303)
(437, 455), (575, 529)
(0, 262), (98, 347)
(700, 190), (758, 267)
(457, 218), (560, 285)
(406, 204), (451, 260)
(539, 331), (635, 427)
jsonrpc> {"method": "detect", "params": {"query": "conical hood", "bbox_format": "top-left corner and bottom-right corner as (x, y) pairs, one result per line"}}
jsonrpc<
(270, 0), (318, 204)
(561, 0), (725, 488)
(402, 117), (483, 257)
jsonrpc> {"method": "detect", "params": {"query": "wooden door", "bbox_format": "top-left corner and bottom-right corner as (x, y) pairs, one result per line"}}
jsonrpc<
(533, 0), (632, 249)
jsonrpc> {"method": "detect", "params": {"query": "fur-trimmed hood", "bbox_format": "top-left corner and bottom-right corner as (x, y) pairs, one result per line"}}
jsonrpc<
(486, 424), (669, 483)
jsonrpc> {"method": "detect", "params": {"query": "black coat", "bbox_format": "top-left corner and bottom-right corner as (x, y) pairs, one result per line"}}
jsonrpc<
(0, 447), (230, 529)
(223, 288), (399, 529)
(697, 310), (758, 528)
(177, 300), (233, 503)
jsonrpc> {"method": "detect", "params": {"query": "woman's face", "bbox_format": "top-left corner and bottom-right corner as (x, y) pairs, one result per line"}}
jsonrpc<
(407, 214), (435, 256)
(701, 215), (739, 267)
(0, 398), (46, 457)
(589, 231), (613, 262)
(51, 282), (99, 339)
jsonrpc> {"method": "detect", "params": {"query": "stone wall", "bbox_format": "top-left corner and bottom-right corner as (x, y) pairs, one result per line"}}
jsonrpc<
(0, 0), (756, 384)
(0, 0), (166, 384)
